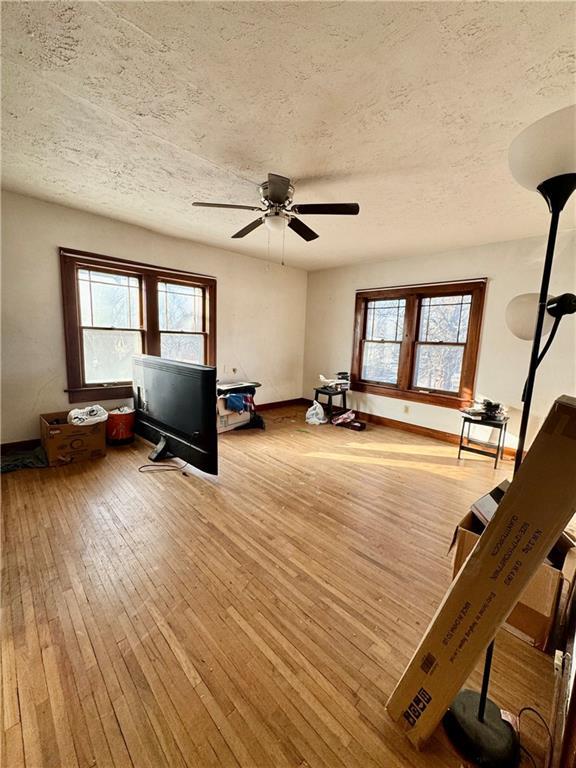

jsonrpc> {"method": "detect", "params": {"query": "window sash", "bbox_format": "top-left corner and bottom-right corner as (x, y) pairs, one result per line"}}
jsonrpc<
(157, 280), (205, 333)
(411, 340), (466, 395)
(81, 328), (144, 386)
(78, 270), (142, 331)
(360, 339), (403, 385)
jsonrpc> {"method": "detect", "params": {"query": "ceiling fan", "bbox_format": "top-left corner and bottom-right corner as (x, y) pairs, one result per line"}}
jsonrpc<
(193, 172), (359, 242)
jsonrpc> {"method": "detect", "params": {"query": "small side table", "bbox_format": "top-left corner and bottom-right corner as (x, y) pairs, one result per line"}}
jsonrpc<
(314, 387), (347, 420)
(458, 416), (509, 469)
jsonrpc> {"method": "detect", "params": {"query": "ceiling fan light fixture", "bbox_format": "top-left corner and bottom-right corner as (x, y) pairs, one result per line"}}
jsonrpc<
(264, 212), (289, 232)
(194, 172), (359, 242)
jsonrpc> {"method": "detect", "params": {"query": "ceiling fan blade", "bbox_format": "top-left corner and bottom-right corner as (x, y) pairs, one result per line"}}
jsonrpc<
(193, 202), (262, 211)
(288, 216), (319, 242)
(267, 173), (291, 205)
(290, 203), (360, 215)
(231, 217), (264, 238)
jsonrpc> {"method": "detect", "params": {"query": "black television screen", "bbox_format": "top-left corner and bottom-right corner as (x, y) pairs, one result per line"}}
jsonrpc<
(132, 355), (218, 475)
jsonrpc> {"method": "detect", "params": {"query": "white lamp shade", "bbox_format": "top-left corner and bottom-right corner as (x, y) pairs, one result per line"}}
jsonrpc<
(505, 293), (555, 340)
(264, 214), (287, 232)
(509, 105), (576, 190)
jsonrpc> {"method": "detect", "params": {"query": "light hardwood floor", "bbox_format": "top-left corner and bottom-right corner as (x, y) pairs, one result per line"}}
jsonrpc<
(2, 407), (555, 767)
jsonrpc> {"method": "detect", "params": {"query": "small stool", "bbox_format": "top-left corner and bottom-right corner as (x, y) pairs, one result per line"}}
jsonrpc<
(458, 416), (509, 469)
(314, 387), (347, 420)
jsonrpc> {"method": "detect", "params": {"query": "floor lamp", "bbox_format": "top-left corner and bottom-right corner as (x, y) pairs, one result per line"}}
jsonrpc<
(443, 104), (576, 767)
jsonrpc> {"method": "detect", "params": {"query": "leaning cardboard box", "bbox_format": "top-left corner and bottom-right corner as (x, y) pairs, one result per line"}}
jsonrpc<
(386, 395), (576, 749)
(451, 511), (576, 651)
(40, 411), (107, 466)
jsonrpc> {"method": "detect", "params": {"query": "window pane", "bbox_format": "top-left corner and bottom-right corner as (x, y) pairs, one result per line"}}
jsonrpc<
(91, 283), (131, 327)
(361, 341), (400, 384)
(83, 329), (142, 384)
(419, 295), (471, 343)
(160, 333), (204, 364)
(413, 344), (464, 392)
(78, 269), (140, 329)
(158, 282), (203, 332)
(79, 279), (92, 325)
(366, 299), (405, 341)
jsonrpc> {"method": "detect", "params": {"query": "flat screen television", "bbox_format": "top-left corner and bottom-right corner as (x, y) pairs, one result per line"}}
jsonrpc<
(132, 355), (218, 475)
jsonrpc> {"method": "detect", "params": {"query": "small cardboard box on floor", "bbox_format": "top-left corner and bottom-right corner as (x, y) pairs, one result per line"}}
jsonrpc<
(40, 411), (106, 466)
(451, 513), (576, 651)
(386, 395), (576, 749)
(216, 397), (250, 433)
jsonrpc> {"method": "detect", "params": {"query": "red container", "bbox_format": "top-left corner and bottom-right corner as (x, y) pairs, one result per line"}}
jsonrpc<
(106, 408), (135, 445)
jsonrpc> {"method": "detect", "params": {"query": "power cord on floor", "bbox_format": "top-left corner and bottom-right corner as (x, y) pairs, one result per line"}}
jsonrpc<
(518, 706), (553, 768)
(520, 744), (537, 768)
(138, 458), (188, 474)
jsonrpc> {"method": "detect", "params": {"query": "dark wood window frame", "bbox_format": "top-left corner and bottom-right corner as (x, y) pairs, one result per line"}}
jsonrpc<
(350, 279), (486, 409)
(60, 248), (217, 403)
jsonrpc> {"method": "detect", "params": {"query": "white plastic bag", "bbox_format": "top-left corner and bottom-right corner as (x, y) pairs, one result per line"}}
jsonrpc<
(67, 404), (108, 425)
(305, 400), (327, 425)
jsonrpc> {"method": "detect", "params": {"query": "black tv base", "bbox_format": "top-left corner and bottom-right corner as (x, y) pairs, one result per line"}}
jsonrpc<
(148, 435), (171, 462)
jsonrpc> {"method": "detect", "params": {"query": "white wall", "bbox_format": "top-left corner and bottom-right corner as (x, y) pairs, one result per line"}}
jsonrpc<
(3, 189), (574, 448)
(303, 232), (576, 448)
(1, 191), (308, 443)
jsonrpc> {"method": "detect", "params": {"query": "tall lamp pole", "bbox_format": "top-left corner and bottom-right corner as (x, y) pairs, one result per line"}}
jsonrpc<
(443, 105), (576, 768)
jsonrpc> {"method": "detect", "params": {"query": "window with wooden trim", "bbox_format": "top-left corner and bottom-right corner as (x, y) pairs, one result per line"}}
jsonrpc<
(351, 280), (486, 409)
(60, 248), (216, 403)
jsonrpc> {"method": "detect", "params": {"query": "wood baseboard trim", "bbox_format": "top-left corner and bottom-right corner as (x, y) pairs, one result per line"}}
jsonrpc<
(258, 398), (309, 411)
(354, 410), (517, 460)
(1, 438), (41, 454)
(300, 397), (517, 460)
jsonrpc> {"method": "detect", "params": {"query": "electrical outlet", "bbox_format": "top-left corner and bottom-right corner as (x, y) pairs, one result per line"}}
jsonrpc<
(403, 405), (410, 414)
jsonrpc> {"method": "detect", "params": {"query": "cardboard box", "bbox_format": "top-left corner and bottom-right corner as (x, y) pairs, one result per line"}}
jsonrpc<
(217, 411), (250, 433)
(451, 512), (576, 651)
(386, 395), (576, 748)
(217, 396), (251, 433)
(40, 412), (107, 466)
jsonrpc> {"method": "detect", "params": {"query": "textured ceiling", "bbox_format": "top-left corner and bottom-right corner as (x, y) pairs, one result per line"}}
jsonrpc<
(2, 1), (575, 270)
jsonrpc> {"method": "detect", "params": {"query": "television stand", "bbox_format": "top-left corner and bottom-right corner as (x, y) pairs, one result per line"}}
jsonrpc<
(148, 435), (171, 462)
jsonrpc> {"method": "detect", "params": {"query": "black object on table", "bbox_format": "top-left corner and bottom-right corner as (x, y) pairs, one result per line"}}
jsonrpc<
(314, 387), (347, 420)
(458, 415), (509, 469)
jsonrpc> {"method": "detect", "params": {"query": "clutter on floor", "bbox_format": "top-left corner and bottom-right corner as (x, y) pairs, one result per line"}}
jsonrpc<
(106, 406), (136, 444)
(315, 371), (349, 418)
(67, 404), (108, 425)
(311, 371), (366, 430)
(1, 446), (48, 473)
(332, 410), (366, 431)
(217, 381), (265, 433)
(305, 400), (328, 425)
(386, 394), (576, 748)
(40, 410), (107, 466)
(451, 480), (576, 651)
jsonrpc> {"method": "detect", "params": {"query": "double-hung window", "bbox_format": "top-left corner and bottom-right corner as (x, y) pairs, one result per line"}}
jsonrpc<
(61, 248), (216, 403)
(351, 280), (486, 408)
